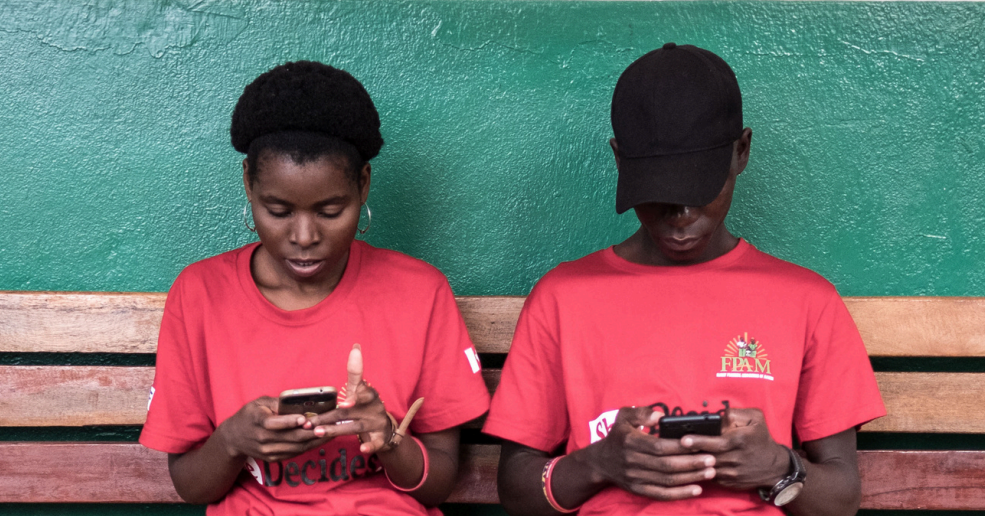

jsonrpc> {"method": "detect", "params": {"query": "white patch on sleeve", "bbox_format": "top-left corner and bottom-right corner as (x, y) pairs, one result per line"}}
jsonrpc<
(589, 409), (619, 443)
(244, 457), (264, 485)
(147, 386), (155, 411)
(464, 346), (481, 374)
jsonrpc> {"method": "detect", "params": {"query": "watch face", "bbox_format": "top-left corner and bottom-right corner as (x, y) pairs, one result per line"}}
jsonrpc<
(774, 482), (804, 506)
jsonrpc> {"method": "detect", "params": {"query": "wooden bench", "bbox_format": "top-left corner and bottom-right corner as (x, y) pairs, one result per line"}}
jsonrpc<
(1, 292), (984, 509)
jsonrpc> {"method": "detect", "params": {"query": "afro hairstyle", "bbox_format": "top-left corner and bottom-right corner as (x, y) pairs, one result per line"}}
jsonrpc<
(230, 61), (384, 184)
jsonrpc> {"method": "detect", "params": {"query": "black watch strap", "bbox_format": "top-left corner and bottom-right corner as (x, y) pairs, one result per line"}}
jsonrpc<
(758, 446), (807, 506)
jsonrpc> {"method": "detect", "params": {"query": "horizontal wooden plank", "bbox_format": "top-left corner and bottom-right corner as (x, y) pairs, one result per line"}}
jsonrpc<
(458, 296), (524, 355)
(0, 291), (166, 353)
(858, 450), (985, 509)
(451, 443), (500, 504)
(0, 443), (982, 509)
(0, 366), (155, 426)
(867, 372), (985, 433)
(4, 366), (984, 434)
(846, 297), (985, 357)
(0, 366), (495, 427)
(0, 291), (525, 354)
(0, 442), (181, 503)
(3, 292), (985, 357)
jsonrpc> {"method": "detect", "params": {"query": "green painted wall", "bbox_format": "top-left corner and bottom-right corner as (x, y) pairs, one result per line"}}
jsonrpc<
(2, 0), (984, 297)
(1, 1), (984, 515)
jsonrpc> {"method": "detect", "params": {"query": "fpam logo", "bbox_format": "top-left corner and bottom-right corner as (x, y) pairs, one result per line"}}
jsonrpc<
(716, 333), (774, 381)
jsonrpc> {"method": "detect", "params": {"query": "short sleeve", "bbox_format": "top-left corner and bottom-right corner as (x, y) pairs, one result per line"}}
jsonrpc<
(483, 281), (569, 452)
(139, 278), (216, 454)
(408, 279), (491, 434)
(794, 291), (886, 442)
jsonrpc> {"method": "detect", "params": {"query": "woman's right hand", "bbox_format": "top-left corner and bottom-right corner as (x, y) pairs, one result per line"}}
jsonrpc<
(216, 396), (332, 463)
(580, 406), (716, 501)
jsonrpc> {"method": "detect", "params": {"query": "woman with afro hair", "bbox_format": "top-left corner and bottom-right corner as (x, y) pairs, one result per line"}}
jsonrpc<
(140, 61), (491, 515)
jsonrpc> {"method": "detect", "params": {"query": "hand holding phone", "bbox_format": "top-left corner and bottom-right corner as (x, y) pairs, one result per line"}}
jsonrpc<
(278, 386), (338, 418)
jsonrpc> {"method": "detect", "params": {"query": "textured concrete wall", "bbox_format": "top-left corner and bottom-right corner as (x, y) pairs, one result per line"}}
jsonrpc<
(2, 0), (983, 297)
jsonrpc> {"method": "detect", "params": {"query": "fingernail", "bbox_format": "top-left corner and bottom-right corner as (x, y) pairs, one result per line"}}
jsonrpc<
(682, 437), (693, 447)
(313, 427), (324, 437)
(692, 486), (702, 496)
(704, 468), (715, 479)
(704, 456), (715, 467)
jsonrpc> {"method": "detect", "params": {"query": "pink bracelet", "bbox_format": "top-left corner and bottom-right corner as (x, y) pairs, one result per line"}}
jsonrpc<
(542, 456), (580, 513)
(386, 435), (429, 492)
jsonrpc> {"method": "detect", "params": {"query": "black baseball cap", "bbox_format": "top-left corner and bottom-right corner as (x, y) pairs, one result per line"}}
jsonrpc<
(611, 43), (743, 213)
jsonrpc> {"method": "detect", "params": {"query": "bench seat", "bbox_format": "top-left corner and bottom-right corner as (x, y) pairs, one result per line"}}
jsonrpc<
(1, 292), (984, 509)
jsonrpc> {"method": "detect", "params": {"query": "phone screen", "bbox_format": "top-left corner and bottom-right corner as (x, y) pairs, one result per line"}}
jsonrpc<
(655, 414), (722, 439)
(278, 387), (337, 416)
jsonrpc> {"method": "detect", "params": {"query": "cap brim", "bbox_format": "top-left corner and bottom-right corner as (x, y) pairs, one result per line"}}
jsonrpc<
(615, 143), (733, 214)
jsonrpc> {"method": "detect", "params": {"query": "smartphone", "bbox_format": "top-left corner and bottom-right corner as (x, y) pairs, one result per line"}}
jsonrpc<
(655, 414), (722, 439)
(278, 386), (338, 417)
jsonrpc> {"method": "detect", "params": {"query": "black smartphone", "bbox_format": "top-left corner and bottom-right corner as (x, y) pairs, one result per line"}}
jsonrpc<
(655, 414), (722, 439)
(278, 386), (338, 417)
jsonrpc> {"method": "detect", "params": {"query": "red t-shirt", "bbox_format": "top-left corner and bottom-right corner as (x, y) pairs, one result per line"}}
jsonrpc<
(484, 239), (885, 515)
(140, 241), (491, 516)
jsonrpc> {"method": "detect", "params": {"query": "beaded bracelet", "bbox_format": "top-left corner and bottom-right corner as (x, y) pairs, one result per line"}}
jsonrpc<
(542, 456), (580, 513)
(386, 436), (429, 492)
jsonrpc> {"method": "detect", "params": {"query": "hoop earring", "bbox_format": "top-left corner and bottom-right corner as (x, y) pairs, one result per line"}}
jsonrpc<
(358, 204), (372, 235)
(243, 201), (256, 233)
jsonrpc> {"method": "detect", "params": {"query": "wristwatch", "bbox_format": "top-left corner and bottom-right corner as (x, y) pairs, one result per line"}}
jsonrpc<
(758, 446), (807, 506)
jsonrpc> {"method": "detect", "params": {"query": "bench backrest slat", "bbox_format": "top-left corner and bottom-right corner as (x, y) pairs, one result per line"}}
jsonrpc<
(2, 365), (983, 434)
(2, 292), (985, 356)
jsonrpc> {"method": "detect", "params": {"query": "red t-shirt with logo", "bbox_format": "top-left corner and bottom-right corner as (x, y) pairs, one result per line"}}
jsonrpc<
(483, 239), (885, 515)
(140, 241), (490, 516)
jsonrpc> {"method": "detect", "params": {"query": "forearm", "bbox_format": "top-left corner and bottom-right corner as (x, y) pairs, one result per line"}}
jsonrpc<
(498, 441), (609, 516)
(168, 425), (247, 504)
(783, 454), (860, 516)
(377, 429), (459, 507)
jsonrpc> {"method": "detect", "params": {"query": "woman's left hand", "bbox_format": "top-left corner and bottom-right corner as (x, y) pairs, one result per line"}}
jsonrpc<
(307, 344), (395, 454)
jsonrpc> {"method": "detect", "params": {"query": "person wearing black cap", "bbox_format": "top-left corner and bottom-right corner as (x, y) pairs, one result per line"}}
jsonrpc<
(484, 44), (885, 515)
(139, 61), (491, 515)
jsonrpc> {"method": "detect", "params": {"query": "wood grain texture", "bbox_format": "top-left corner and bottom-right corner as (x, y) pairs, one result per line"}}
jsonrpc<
(0, 291), (165, 353)
(845, 297), (985, 357)
(0, 366), (154, 426)
(4, 366), (983, 434)
(868, 372), (985, 433)
(4, 292), (985, 356)
(858, 450), (985, 510)
(0, 292), (527, 354)
(458, 296), (524, 354)
(449, 444), (500, 504)
(0, 443), (982, 508)
(0, 292), (985, 357)
(0, 442), (181, 503)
